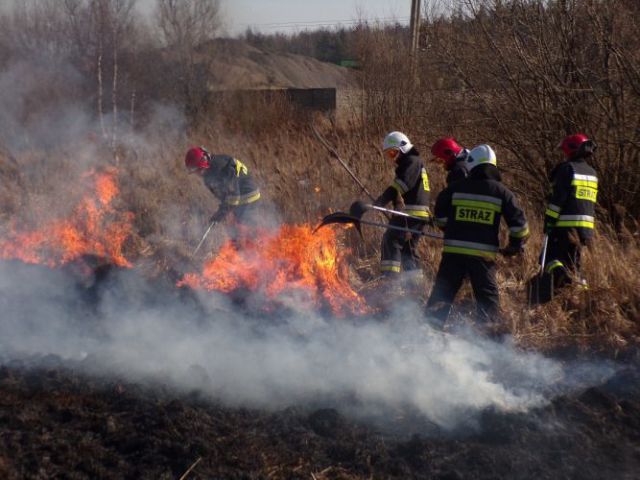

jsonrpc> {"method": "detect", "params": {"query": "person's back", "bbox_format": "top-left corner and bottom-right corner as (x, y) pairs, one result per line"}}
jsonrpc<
(546, 153), (597, 244)
(542, 134), (598, 289)
(202, 154), (261, 208)
(436, 162), (528, 260)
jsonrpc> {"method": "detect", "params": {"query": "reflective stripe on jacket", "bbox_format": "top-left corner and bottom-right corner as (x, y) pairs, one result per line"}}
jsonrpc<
(375, 149), (431, 217)
(545, 159), (597, 238)
(434, 164), (529, 260)
(203, 155), (261, 207)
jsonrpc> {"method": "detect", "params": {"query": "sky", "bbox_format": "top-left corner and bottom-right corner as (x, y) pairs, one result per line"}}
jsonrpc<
(133, 0), (414, 35)
(224, 0), (412, 34)
(1, 1), (414, 35)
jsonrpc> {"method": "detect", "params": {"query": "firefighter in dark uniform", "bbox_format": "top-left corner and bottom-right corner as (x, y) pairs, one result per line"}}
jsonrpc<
(431, 137), (469, 185)
(543, 134), (598, 290)
(185, 146), (262, 236)
(426, 144), (529, 325)
(375, 131), (431, 277)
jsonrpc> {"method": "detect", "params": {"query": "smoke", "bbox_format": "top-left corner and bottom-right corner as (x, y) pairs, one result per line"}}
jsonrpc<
(0, 261), (616, 433)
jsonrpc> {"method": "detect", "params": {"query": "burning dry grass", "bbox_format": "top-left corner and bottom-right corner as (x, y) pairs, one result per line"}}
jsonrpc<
(178, 222), (370, 317)
(0, 166), (133, 267)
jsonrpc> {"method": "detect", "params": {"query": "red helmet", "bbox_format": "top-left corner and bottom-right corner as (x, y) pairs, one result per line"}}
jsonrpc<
(431, 138), (463, 168)
(558, 134), (593, 158)
(185, 146), (210, 171)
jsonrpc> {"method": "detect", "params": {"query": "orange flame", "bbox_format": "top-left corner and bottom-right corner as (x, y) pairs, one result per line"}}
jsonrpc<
(179, 223), (369, 316)
(0, 168), (133, 268)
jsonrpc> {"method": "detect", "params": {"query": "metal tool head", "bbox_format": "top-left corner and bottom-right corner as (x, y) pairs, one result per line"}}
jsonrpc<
(314, 211), (363, 237)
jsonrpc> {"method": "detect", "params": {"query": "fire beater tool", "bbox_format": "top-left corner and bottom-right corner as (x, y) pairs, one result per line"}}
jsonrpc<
(192, 220), (218, 256)
(315, 201), (444, 240)
(349, 201), (431, 222)
(311, 123), (377, 202)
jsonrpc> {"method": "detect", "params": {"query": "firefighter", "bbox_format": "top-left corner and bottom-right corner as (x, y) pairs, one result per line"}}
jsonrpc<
(374, 131), (432, 280)
(430, 137), (469, 185)
(543, 134), (598, 291)
(185, 146), (262, 233)
(426, 144), (529, 326)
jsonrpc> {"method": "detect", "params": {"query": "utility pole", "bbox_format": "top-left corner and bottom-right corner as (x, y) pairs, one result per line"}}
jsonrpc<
(409, 0), (422, 56)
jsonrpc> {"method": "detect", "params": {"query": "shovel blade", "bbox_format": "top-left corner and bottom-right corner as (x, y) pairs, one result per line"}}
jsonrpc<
(527, 272), (554, 305)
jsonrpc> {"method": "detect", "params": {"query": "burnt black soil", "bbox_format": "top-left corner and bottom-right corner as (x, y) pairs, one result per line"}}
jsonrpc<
(0, 359), (639, 480)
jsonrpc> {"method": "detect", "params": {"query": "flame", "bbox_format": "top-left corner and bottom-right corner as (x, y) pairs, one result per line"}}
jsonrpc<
(0, 167), (133, 268)
(179, 223), (369, 316)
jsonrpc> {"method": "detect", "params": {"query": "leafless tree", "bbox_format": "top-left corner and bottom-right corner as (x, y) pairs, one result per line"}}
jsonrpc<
(155, 0), (222, 122)
(417, 0), (640, 220)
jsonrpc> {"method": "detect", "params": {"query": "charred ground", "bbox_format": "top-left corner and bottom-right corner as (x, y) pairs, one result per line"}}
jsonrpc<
(1, 355), (639, 479)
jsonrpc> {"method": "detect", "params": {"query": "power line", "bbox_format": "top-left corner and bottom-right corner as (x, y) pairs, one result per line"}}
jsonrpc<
(240, 17), (410, 31)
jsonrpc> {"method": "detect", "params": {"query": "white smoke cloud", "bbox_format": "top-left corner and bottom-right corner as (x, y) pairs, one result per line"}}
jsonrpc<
(0, 262), (616, 432)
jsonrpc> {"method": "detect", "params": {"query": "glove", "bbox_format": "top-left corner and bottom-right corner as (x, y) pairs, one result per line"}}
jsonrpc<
(543, 215), (556, 235)
(500, 244), (523, 257)
(393, 193), (406, 211)
(209, 208), (228, 224)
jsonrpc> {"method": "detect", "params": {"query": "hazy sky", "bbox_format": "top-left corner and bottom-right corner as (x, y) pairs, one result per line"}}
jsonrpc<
(224, 0), (412, 33)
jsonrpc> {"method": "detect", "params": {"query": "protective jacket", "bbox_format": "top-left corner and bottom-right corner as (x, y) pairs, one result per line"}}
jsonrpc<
(433, 164), (529, 260)
(446, 149), (469, 185)
(203, 155), (261, 212)
(375, 148), (431, 219)
(544, 158), (597, 241)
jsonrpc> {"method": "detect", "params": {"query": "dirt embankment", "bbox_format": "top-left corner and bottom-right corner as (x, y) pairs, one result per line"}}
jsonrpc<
(205, 38), (356, 91)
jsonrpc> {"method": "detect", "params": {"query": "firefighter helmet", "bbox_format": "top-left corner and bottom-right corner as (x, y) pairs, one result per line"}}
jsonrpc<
(185, 146), (211, 171)
(558, 134), (595, 158)
(466, 144), (497, 171)
(431, 138), (463, 168)
(383, 131), (413, 154)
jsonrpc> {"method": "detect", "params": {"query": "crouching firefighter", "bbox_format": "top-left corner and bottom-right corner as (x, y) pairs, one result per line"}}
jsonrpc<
(426, 144), (530, 326)
(375, 131), (432, 284)
(542, 134), (598, 295)
(185, 146), (262, 240)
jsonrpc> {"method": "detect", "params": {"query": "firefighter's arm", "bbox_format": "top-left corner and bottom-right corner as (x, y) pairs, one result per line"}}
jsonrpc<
(432, 188), (451, 231)
(502, 189), (530, 254)
(375, 160), (418, 208)
(544, 164), (571, 233)
(392, 159), (422, 197)
(209, 204), (231, 223)
(374, 186), (398, 207)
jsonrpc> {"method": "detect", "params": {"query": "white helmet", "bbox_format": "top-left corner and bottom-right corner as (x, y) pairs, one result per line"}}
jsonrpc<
(466, 144), (497, 171)
(383, 131), (413, 154)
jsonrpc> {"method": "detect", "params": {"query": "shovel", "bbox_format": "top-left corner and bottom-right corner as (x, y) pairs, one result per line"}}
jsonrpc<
(192, 220), (218, 256)
(527, 234), (553, 305)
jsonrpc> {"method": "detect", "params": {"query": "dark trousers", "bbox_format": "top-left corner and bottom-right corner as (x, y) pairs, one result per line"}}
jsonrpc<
(544, 228), (583, 289)
(426, 253), (499, 324)
(380, 217), (424, 274)
(228, 202), (262, 246)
